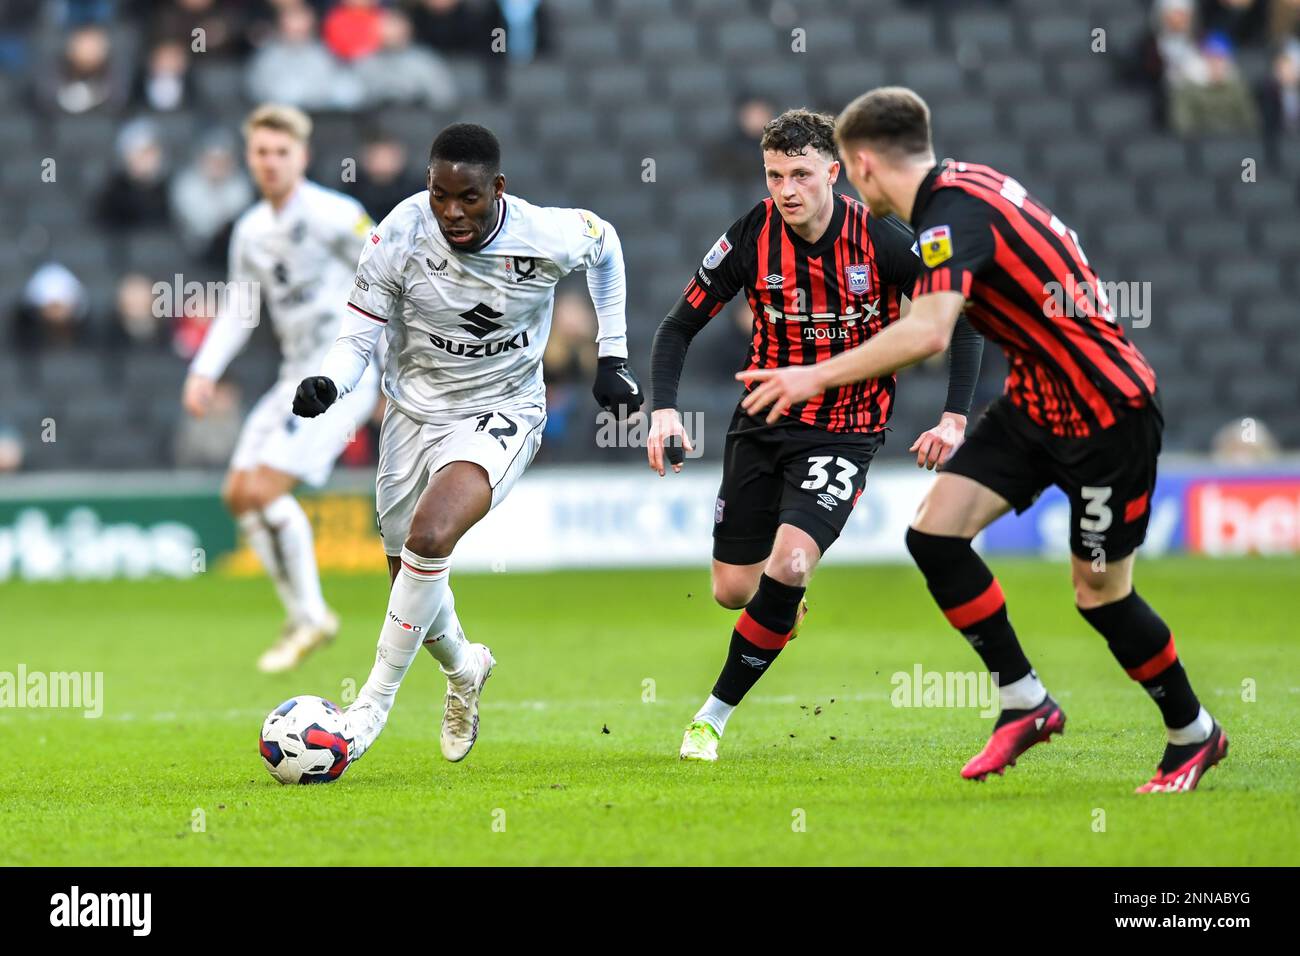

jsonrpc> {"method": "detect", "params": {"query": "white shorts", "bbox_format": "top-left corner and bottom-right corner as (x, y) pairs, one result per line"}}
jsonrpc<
(230, 369), (380, 487)
(375, 400), (546, 556)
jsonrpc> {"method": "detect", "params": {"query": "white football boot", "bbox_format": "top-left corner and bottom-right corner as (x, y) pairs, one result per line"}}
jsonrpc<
(680, 721), (721, 761)
(257, 609), (340, 673)
(440, 644), (496, 762)
(344, 696), (388, 766)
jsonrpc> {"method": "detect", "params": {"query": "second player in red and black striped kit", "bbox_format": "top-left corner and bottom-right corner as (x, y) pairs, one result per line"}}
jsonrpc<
(742, 88), (1226, 792)
(647, 109), (984, 761)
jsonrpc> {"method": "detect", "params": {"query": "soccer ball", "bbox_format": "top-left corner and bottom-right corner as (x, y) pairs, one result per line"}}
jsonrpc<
(259, 695), (352, 785)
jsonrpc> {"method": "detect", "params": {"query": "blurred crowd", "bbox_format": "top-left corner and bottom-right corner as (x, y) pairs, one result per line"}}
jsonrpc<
(2, 0), (549, 468)
(1139, 0), (1300, 140)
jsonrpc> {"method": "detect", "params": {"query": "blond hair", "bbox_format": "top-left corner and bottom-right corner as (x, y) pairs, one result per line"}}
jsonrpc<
(242, 104), (312, 144)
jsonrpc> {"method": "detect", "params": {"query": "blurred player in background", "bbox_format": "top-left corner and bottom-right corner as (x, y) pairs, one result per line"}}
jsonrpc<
(182, 104), (381, 673)
(742, 87), (1227, 793)
(293, 123), (642, 769)
(647, 109), (983, 762)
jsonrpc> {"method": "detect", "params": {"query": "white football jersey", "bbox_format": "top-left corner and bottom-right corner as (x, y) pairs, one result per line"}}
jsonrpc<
(343, 191), (618, 423)
(192, 179), (374, 383)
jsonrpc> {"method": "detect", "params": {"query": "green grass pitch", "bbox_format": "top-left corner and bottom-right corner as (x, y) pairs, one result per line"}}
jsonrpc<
(2, 556), (1297, 866)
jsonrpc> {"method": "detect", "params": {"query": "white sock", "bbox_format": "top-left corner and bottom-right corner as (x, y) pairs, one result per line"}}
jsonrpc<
(237, 510), (300, 623)
(1168, 706), (1213, 744)
(421, 586), (472, 676)
(694, 695), (735, 737)
(360, 547), (450, 714)
(998, 670), (1048, 711)
(262, 495), (328, 626)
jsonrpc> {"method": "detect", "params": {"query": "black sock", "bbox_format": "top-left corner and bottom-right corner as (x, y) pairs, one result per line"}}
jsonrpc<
(1078, 591), (1201, 730)
(711, 574), (805, 706)
(905, 528), (1032, 685)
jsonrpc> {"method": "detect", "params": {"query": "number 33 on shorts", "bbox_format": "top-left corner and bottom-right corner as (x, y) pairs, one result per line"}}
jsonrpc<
(800, 455), (861, 512)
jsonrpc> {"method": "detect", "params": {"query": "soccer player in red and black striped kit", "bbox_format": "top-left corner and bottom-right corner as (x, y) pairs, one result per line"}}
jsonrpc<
(647, 109), (984, 762)
(742, 88), (1227, 792)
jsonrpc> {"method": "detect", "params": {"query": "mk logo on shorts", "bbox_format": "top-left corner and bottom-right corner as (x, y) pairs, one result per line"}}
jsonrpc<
(714, 498), (725, 524)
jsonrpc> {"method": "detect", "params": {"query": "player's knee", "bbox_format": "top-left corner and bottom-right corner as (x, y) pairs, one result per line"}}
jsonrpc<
(404, 521), (459, 559)
(242, 479), (278, 512)
(712, 578), (755, 610)
(222, 479), (250, 516)
(905, 525), (970, 575)
(1072, 565), (1127, 609)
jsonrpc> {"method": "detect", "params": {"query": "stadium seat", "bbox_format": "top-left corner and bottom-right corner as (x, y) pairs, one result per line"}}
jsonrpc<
(507, 62), (573, 107)
(1084, 93), (1153, 136)
(979, 58), (1048, 98)
(949, 10), (1018, 56)
(1212, 258), (1283, 299)
(712, 21), (781, 62)
(901, 60), (966, 98)
(821, 62), (889, 106)
(735, 62), (809, 104)
(1176, 218), (1249, 258)
(1119, 137), (1191, 177)
(1258, 220), (1300, 258)
(585, 64), (651, 105)
(1025, 15), (1091, 55)
(556, 22), (625, 63)
(1009, 98), (1080, 139)
(867, 14), (936, 56)
(797, 16), (861, 59)
(638, 21), (700, 60)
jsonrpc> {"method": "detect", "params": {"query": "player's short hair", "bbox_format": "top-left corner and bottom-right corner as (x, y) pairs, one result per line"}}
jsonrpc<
(428, 123), (501, 175)
(242, 104), (312, 144)
(835, 87), (933, 161)
(759, 108), (838, 161)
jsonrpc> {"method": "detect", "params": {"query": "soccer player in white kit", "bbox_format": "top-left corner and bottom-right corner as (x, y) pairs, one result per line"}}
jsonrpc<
(292, 124), (643, 768)
(182, 105), (381, 673)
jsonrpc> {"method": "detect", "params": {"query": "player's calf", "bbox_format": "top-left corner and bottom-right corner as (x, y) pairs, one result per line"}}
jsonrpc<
(681, 573), (805, 759)
(1076, 587), (1225, 792)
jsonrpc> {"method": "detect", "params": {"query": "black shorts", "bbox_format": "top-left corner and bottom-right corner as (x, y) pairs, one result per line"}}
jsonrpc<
(943, 393), (1164, 562)
(712, 405), (885, 565)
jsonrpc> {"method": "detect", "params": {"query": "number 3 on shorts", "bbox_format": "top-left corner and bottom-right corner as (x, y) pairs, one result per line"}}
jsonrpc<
(801, 455), (859, 501)
(1080, 485), (1113, 533)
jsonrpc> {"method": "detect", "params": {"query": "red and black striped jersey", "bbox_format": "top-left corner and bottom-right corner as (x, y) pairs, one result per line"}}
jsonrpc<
(910, 161), (1157, 438)
(682, 193), (919, 433)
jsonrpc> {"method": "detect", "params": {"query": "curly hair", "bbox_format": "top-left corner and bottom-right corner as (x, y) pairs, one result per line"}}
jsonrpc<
(759, 108), (838, 159)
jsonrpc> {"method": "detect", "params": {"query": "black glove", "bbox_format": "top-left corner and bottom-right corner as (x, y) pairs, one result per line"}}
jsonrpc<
(592, 356), (643, 416)
(293, 376), (338, 418)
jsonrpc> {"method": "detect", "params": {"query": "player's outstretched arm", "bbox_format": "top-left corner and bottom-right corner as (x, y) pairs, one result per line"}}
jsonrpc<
(910, 315), (984, 470)
(581, 217), (643, 419)
(646, 297), (714, 475)
(738, 290), (967, 424)
(183, 231), (257, 417)
(293, 309), (382, 417)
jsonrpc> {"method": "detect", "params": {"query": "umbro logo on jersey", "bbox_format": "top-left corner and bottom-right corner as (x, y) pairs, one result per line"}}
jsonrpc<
(762, 274), (785, 289)
(426, 256), (448, 276)
(458, 302), (505, 339)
